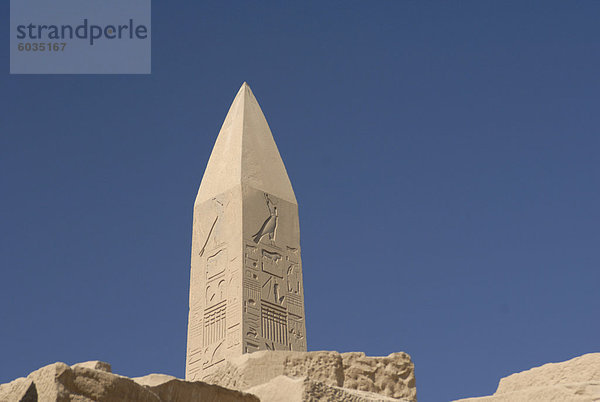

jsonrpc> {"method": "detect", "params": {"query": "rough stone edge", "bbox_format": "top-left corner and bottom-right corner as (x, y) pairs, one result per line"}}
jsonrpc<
(453, 382), (600, 402)
(72, 360), (112, 373)
(134, 374), (260, 402)
(0, 377), (37, 402)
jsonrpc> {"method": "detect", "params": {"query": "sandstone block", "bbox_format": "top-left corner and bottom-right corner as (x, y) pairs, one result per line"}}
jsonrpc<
(495, 353), (600, 394)
(27, 362), (160, 402)
(133, 373), (259, 402)
(342, 352), (416, 400)
(202, 350), (417, 401)
(71, 361), (112, 373)
(454, 353), (600, 402)
(0, 377), (37, 402)
(1, 351), (416, 402)
(1, 361), (258, 402)
(283, 351), (344, 387)
(246, 375), (411, 402)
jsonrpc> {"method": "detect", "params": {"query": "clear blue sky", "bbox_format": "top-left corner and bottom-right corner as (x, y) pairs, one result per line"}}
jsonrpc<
(1, 2), (599, 401)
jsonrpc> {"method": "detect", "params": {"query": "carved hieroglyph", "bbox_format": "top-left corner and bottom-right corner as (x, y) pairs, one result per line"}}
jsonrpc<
(186, 83), (307, 380)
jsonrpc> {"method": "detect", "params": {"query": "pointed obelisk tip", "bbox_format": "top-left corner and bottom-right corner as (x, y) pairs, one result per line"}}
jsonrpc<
(197, 80), (297, 205)
(236, 82), (252, 97)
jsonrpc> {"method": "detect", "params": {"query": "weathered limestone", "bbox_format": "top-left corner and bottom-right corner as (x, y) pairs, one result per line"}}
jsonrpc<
(71, 360), (112, 373)
(342, 352), (416, 398)
(0, 353), (415, 401)
(454, 353), (600, 402)
(202, 350), (417, 402)
(0, 361), (259, 402)
(201, 350), (343, 390)
(246, 376), (408, 402)
(186, 82), (307, 380)
(132, 373), (259, 402)
(6, 361), (160, 402)
(0, 377), (36, 402)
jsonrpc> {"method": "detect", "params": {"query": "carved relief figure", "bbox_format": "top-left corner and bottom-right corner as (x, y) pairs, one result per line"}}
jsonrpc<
(287, 263), (301, 294)
(261, 300), (288, 346)
(245, 244), (259, 269)
(206, 278), (226, 306)
(287, 293), (303, 318)
(262, 249), (284, 277)
(199, 198), (225, 256)
(261, 276), (285, 305)
(227, 326), (240, 349)
(227, 272), (240, 306)
(206, 248), (226, 280)
(203, 301), (226, 347)
(252, 194), (278, 244)
(286, 246), (299, 263)
(288, 317), (305, 351)
(203, 339), (225, 369)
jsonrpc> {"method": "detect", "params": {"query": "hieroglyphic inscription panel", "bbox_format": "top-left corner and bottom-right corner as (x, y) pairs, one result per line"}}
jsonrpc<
(186, 189), (244, 380)
(187, 186), (306, 380)
(242, 186), (307, 354)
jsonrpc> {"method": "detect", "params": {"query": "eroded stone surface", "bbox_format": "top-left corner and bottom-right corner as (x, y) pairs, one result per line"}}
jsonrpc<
(246, 375), (410, 402)
(186, 82), (307, 380)
(454, 353), (600, 402)
(27, 362), (160, 402)
(133, 373), (259, 402)
(0, 377), (37, 402)
(0, 361), (258, 402)
(342, 352), (416, 400)
(2, 352), (415, 401)
(284, 351), (344, 387)
(71, 360), (112, 373)
(496, 353), (600, 394)
(203, 350), (417, 402)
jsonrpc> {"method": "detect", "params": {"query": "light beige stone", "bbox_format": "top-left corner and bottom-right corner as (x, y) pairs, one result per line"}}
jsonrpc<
(2, 353), (415, 401)
(71, 360), (112, 373)
(196, 82), (296, 205)
(454, 353), (600, 402)
(26, 362), (160, 402)
(133, 373), (179, 388)
(0, 376), (37, 402)
(495, 353), (600, 394)
(133, 373), (259, 402)
(202, 350), (343, 390)
(1, 361), (260, 402)
(186, 82), (307, 380)
(246, 375), (410, 402)
(342, 352), (416, 399)
(202, 350), (417, 402)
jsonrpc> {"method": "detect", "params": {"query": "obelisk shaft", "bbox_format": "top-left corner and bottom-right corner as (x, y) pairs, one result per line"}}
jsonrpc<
(186, 83), (307, 380)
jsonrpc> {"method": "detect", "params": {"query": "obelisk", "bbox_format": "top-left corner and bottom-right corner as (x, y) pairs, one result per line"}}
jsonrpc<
(186, 83), (307, 380)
